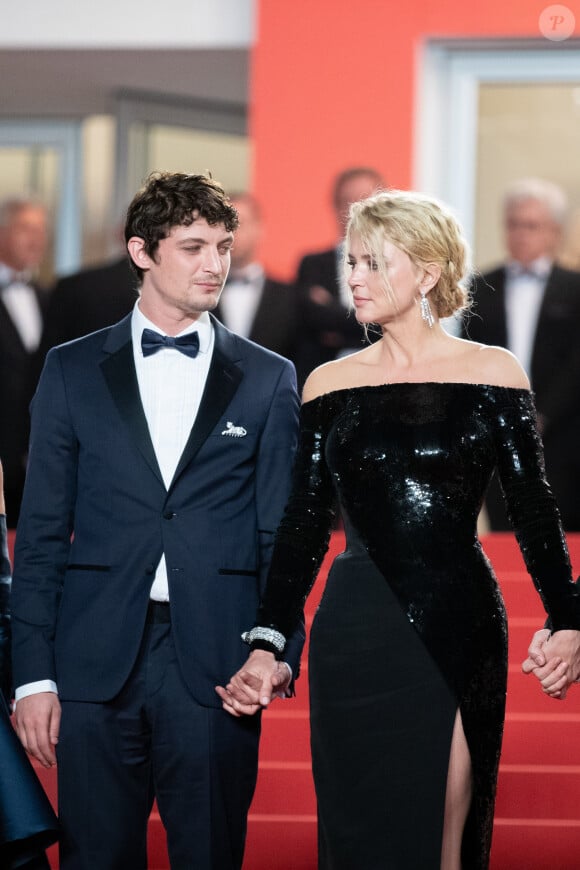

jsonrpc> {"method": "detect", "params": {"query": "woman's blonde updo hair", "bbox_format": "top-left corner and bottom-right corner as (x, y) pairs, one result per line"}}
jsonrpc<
(346, 190), (471, 318)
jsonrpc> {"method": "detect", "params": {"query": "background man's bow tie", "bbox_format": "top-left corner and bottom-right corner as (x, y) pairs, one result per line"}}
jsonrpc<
(141, 328), (200, 359)
(226, 272), (252, 285)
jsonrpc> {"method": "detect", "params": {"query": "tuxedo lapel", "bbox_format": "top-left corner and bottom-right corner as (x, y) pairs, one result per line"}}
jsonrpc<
(100, 316), (164, 486)
(531, 267), (564, 384)
(485, 268), (509, 347)
(100, 315), (244, 490)
(170, 318), (243, 487)
(250, 281), (275, 347)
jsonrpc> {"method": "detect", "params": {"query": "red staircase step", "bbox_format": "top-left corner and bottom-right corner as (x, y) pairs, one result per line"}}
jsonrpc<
(250, 764), (316, 815)
(506, 663), (580, 713)
(498, 574), (555, 618)
(147, 811), (169, 868)
(244, 817), (317, 869)
(259, 709), (311, 762)
(501, 713), (580, 765)
(495, 765), (580, 818)
(491, 818), (580, 869)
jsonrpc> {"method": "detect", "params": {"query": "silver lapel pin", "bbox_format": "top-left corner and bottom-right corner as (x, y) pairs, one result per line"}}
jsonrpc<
(221, 421), (247, 438)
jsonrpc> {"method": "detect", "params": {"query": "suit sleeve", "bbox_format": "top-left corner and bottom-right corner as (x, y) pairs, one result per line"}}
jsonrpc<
(11, 349), (78, 688)
(537, 335), (580, 433)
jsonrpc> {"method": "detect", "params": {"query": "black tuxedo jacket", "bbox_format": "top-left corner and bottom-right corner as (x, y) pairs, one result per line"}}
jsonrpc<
(215, 276), (299, 364)
(467, 264), (580, 433)
(466, 263), (580, 529)
(295, 248), (373, 386)
(0, 284), (47, 525)
(11, 314), (304, 705)
(39, 256), (137, 358)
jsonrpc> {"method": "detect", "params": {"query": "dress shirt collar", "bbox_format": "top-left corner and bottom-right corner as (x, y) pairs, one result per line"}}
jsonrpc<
(131, 300), (213, 357)
(0, 262), (33, 288)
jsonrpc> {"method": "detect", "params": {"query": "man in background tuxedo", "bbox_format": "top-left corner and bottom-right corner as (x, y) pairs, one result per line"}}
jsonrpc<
(215, 193), (298, 363)
(12, 172), (304, 869)
(294, 165), (385, 386)
(39, 252), (137, 356)
(0, 198), (48, 527)
(466, 177), (580, 530)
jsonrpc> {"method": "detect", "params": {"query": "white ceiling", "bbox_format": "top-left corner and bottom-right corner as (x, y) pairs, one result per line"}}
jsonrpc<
(0, 48), (249, 117)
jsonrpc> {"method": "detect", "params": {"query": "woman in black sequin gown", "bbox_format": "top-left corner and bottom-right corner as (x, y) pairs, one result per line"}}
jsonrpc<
(217, 191), (580, 869)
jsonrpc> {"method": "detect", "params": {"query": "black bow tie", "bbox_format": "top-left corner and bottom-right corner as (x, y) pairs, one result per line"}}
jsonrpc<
(226, 272), (252, 285)
(141, 328), (200, 359)
(508, 264), (545, 280)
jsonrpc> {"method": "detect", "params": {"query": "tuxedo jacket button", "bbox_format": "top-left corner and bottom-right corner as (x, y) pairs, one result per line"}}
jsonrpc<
(163, 511), (177, 520)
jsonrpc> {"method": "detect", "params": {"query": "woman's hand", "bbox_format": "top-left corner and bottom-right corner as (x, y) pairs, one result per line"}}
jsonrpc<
(215, 650), (291, 717)
(522, 628), (580, 699)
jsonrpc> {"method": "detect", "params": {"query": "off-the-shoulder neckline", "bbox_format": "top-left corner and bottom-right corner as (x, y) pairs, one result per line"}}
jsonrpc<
(302, 382), (532, 407)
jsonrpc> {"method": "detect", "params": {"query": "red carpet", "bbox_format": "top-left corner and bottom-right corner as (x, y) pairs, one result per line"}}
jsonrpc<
(11, 532), (580, 869)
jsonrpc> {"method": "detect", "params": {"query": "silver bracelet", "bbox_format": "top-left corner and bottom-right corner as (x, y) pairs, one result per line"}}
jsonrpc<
(241, 626), (286, 653)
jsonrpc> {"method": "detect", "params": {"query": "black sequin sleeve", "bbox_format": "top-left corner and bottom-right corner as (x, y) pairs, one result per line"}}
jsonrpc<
(250, 394), (339, 647)
(492, 388), (580, 631)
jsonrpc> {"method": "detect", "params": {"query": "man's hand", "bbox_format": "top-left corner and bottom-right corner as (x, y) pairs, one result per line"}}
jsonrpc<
(522, 628), (551, 671)
(309, 285), (333, 307)
(14, 692), (61, 767)
(522, 628), (580, 700)
(215, 650), (291, 717)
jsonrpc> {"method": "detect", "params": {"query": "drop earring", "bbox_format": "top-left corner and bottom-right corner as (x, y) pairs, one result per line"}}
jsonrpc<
(419, 290), (435, 329)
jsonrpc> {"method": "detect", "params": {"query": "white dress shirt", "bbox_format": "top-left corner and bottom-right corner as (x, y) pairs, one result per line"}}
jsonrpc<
(0, 263), (43, 351)
(15, 303), (214, 701)
(219, 263), (265, 338)
(504, 256), (551, 377)
(132, 302), (214, 600)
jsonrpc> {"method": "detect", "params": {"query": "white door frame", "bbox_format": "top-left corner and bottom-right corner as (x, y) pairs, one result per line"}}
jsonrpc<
(414, 40), (580, 246)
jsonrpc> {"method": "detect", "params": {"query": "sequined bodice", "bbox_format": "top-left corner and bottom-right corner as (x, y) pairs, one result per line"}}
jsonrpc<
(258, 382), (580, 642)
(325, 383), (496, 558)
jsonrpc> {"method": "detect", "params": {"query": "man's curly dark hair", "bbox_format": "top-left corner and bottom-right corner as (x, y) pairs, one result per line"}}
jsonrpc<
(125, 171), (239, 283)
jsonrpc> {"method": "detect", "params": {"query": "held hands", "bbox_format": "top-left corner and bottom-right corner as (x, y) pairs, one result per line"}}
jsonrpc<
(522, 628), (580, 700)
(215, 650), (292, 717)
(14, 692), (61, 767)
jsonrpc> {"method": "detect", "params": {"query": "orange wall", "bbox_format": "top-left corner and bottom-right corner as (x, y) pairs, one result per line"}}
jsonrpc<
(250, 0), (578, 280)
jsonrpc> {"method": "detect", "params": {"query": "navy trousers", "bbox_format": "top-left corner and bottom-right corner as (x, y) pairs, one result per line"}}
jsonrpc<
(57, 610), (261, 869)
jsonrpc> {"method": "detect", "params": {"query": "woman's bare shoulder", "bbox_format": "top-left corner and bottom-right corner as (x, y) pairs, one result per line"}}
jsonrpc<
(463, 341), (530, 389)
(301, 353), (368, 403)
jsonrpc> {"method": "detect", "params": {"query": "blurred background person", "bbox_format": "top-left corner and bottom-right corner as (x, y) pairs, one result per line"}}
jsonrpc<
(0, 198), (49, 528)
(38, 235), (137, 360)
(294, 166), (385, 387)
(215, 192), (299, 363)
(465, 177), (580, 531)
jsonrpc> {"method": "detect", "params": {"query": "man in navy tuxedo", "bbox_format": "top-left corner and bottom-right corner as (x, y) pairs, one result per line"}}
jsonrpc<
(11, 172), (303, 869)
